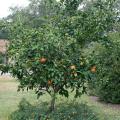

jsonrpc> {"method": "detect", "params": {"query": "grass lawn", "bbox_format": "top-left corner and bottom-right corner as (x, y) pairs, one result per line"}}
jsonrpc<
(0, 76), (120, 120)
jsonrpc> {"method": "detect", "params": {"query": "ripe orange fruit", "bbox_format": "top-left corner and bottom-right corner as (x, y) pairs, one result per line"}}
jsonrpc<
(90, 66), (96, 73)
(70, 65), (76, 70)
(48, 80), (52, 86)
(39, 57), (47, 64)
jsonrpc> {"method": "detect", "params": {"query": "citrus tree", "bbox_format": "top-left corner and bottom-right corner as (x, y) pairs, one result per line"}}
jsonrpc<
(8, 21), (88, 111)
(2, 0), (117, 111)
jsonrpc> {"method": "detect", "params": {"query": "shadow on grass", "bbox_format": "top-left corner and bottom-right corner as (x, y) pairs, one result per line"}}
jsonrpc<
(9, 98), (98, 120)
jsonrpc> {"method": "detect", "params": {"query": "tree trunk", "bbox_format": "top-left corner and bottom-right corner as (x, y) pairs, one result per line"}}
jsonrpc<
(49, 92), (56, 112)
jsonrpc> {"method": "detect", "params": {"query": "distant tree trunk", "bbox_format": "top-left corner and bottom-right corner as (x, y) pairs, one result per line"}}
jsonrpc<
(4, 53), (7, 64)
(4, 40), (8, 65)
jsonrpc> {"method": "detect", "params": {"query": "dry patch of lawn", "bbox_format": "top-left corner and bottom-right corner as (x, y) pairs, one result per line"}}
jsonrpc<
(0, 75), (17, 92)
(0, 82), (17, 92)
(0, 75), (14, 82)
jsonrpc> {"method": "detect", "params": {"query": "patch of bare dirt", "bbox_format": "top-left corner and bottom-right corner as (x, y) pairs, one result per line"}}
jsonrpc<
(90, 96), (120, 110)
(0, 82), (18, 92)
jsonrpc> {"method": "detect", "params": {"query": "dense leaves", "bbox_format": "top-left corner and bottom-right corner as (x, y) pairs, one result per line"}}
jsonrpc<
(85, 40), (120, 103)
(10, 99), (98, 120)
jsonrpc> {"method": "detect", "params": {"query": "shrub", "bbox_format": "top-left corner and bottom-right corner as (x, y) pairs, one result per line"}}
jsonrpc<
(9, 98), (98, 120)
(85, 41), (120, 103)
(98, 76), (120, 103)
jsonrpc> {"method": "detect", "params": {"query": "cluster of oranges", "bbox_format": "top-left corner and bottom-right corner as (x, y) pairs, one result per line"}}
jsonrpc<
(38, 58), (96, 85)
(70, 65), (78, 77)
(70, 64), (97, 75)
(39, 57), (53, 86)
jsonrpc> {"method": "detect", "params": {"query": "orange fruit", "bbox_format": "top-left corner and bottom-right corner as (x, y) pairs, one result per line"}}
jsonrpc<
(39, 57), (47, 64)
(90, 66), (96, 73)
(48, 80), (52, 85)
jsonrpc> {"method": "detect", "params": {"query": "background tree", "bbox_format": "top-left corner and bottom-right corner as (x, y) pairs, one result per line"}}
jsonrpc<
(83, 28), (120, 103)
(0, 20), (9, 39)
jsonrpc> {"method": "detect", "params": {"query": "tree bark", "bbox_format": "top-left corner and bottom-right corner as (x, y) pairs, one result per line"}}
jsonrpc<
(49, 92), (56, 112)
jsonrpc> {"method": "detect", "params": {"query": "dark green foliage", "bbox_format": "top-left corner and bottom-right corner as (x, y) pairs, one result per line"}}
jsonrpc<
(97, 43), (120, 103)
(98, 77), (120, 104)
(85, 41), (120, 103)
(0, 20), (9, 39)
(9, 98), (98, 120)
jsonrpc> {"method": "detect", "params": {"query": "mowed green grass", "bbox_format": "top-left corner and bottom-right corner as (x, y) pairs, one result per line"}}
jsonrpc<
(0, 76), (38, 120)
(0, 76), (120, 120)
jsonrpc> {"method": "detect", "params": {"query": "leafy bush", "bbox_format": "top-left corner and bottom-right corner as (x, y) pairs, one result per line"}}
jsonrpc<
(84, 41), (120, 103)
(9, 98), (98, 120)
